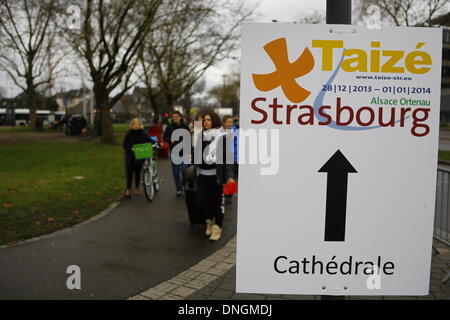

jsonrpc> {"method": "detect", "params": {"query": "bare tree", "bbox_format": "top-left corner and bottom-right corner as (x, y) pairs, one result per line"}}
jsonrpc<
(176, 78), (206, 116)
(0, 0), (62, 129)
(208, 73), (240, 114)
(296, 10), (326, 24)
(354, 0), (450, 27)
(138, 0), (255, 117)
(138, 50), (163, 120)
(64, 0), (163, 143)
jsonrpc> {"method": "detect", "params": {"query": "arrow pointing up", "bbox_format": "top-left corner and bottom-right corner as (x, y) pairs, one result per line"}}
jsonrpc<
(318, 150), (357, 242)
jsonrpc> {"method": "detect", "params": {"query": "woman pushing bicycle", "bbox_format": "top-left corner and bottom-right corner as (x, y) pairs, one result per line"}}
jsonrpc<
(122, 118), (152, 199)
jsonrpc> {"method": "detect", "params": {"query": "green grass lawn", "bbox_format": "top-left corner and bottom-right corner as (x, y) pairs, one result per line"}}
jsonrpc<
(114, 123), (155, 133)
(113, 123), (131, 133)
(439, 150), (450, 162)
(0, 126), (54, 134)
(1, 123), (130, 134)
(0, 138), (126, 245)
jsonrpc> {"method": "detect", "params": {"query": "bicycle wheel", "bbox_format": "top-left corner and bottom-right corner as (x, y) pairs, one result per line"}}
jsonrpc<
(143, 161), (155, 202)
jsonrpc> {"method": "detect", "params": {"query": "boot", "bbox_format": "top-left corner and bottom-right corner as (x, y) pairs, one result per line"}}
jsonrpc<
(209, 224), (222, 241)
(205, 219), (213, 237)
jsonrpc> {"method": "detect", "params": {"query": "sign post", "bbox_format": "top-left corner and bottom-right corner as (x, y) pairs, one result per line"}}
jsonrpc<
(322, 0), (352, 300)
(326, 0), (351, 25)
(237, 21), (442, 297)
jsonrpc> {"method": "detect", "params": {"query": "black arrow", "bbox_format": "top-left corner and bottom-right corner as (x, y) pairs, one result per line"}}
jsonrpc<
(318, 150), (357, 242)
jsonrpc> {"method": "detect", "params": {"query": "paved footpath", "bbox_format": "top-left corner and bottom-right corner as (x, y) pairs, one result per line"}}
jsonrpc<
(0, 159), (237, 300)
(130, 237), (450, 300)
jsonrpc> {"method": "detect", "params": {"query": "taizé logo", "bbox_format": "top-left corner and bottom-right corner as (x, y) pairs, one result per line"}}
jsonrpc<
(252, 38), (315, 103)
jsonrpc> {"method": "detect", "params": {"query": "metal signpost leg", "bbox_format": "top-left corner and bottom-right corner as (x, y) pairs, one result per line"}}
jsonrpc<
(326, 0), (352, 25)
(443, 271), (450, 284)
(433, 245), (439, 254)
(321, 0), (352, 301)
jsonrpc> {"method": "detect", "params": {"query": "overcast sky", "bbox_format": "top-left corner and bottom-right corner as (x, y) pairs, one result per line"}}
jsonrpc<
(255, 0), (325, 22)
(0, 0), (327, 98)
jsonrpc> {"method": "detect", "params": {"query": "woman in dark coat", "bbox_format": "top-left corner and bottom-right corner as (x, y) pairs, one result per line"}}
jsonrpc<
(122, 118), (152, 198)
(195, 111), (235, 241)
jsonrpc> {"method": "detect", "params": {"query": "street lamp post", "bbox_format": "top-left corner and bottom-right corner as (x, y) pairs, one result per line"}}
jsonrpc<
(138, 98), (142, 122)
(6, 100), (15, 130)
(7, 86), (15, 130)
(222, 74), (228, 109)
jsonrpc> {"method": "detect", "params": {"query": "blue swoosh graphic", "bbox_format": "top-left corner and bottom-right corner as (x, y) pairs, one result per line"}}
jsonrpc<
(313, 49), (408, 131)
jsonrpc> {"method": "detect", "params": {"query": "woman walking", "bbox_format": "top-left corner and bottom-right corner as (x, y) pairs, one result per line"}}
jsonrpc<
(122, 118), (152, 198)
(196, 111), (235, 241)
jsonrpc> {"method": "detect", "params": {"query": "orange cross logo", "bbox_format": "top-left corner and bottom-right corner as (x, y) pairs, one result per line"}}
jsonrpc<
(252, 38), (315, 103)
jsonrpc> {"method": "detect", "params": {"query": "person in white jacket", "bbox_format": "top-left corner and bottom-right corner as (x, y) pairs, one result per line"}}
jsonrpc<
(195, 111), (235, 241)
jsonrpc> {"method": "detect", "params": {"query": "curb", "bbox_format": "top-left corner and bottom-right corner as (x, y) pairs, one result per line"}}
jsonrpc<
(0, 201), (121, 251)
(128, 236), (237, 300)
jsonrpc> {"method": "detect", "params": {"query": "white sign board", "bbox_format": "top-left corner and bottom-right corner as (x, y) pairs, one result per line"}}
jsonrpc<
(237, 23), (442, 296)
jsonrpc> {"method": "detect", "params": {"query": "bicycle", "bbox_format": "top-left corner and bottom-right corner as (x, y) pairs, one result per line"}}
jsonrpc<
(141, 138), (161, 202)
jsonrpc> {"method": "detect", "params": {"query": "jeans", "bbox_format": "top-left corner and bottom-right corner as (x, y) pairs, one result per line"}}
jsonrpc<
(126, 160), (144, 190)
(171, 162), (187, 192)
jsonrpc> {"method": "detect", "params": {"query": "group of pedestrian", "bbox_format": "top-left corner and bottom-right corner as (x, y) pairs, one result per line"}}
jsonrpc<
(121, 110), (239, 242)
(62, 115), (87, 136)
(164, 110), (238, 241)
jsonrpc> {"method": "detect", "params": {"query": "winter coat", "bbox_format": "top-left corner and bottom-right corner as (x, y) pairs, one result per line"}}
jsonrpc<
(122, 129), (152, 165)
(193, 128), (235, 186)
(163, 122), (190, 150)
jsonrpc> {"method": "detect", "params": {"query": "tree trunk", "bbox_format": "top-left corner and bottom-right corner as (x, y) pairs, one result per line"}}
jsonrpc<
(26, 86), (37, 130)
(95, 88), (115, 144)
(149, 94), (160, 122)
(165, 93), (174, 112)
